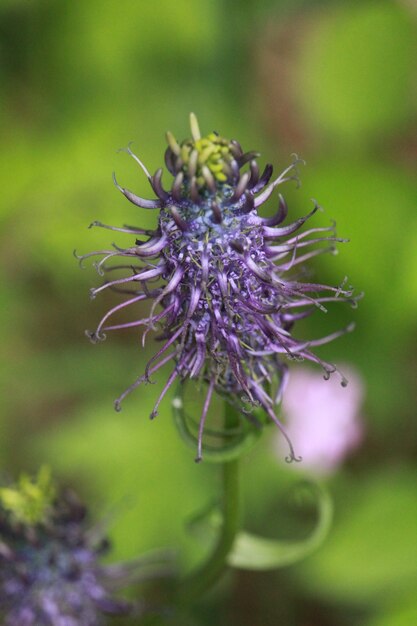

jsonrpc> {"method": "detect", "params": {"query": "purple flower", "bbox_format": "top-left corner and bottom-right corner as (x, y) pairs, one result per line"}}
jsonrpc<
(78, 114), (360, 462)
(0, 469), (152, 625)
(275, 366), (364, 474)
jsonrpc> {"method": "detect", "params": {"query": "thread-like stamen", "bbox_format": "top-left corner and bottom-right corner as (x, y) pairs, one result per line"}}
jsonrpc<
(94, 251), (136, 276)
(274, 364), (289, 404)
(265, 404), (302, 463)
(277, 284), (329, 313)
(284, 278), (353, 297)
(150, 368), (180, 419)
(74, 248), (115, 269)
(86, 294), (148, 341)
(266, 235), (348, 257)
(103, 302), (175, 336)
(90, 264), (165, 298)
(306, 322), (355, 348)
(118, 143), (152, 179)
(254, 156), (305, 208)
(195, 376), (216, 462)
(88, 221), (153, 236)
(284, 223), (338, 245)
(114, 350), (178, 412)
(274, 246), (335, 272)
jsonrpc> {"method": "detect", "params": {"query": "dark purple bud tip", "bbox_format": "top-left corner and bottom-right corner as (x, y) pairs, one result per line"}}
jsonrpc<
(150, 410), (158, 420)
(194, 455), (202, 464)
(170, 206), (188, 232)
(64, 563), (81, 582)
(230, 240), (244, 253)
(96, 537), (111, 555)
(114, 400), (122, 412)
(211, 201), (222, 224)
(172, 172), (184, 202)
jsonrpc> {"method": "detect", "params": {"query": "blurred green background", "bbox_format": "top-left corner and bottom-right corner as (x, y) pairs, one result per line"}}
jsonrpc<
(1, 0), (416, 624)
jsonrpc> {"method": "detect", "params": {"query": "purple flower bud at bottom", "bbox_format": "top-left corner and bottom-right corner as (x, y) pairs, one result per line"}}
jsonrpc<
(274, 366), (364, 475)
(0, 481), (151, 626)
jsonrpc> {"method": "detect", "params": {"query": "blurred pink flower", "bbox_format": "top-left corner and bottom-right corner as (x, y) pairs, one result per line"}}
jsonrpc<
(276, 366), (364, 474)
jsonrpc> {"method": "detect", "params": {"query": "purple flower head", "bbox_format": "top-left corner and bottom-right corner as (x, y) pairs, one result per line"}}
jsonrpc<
(276, 366), (364, 475)
(79, 114), (360, 462)
(0, 468), (142, 625)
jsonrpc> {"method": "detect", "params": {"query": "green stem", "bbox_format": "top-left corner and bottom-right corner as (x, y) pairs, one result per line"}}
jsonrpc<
(176, 404), (241, 605)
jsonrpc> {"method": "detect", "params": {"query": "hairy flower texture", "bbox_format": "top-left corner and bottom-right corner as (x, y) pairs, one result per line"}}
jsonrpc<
(79, 114), (360, 462)
(0, 469), (151, 625)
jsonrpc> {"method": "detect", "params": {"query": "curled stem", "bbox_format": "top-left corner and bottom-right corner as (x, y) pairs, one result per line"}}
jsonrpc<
(176, 403), (241, 605)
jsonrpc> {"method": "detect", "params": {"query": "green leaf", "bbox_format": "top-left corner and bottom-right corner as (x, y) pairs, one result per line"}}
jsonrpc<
(228, 483), (333, 570)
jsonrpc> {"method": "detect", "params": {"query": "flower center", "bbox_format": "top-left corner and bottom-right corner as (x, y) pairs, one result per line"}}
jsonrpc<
(179, 132), (234, 188)
(166, 113), (236, 191)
